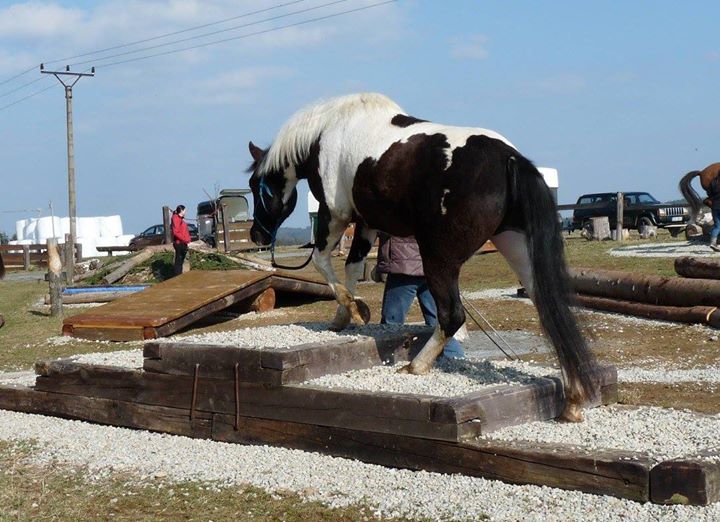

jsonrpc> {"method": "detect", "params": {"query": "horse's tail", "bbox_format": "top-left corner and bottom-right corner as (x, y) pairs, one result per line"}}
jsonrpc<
(679, 170), (702, 221)
(508, 155), (598, 403)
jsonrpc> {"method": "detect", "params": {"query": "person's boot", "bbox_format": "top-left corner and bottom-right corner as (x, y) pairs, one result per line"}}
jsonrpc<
(710, 238), (720, 252)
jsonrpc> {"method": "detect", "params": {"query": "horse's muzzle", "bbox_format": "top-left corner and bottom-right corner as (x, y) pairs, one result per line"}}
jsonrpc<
(250, 225), (272, 246)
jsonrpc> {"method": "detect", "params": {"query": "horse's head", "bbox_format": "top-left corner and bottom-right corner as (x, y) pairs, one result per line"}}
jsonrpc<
(247, 141), (298, 246)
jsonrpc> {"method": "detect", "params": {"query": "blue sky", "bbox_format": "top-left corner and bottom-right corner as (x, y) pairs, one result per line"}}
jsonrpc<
(1, 0), (718, 237)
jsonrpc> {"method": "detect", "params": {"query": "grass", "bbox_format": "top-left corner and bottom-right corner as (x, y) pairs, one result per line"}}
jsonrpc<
(0, 441), (416, 522)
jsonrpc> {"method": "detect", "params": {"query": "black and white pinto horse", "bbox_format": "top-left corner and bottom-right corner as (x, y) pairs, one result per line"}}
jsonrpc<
(248, 93), (598, 420)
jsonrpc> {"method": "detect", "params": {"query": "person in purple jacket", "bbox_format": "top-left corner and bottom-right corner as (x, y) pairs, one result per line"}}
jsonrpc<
(375, 233), (464, 360)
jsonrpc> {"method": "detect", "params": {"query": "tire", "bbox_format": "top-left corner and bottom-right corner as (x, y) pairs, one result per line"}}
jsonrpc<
(637, 216), (654, 231)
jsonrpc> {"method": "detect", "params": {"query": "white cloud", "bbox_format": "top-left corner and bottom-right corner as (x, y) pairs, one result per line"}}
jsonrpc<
(537, 73), (586, 94)
(0, 2), (86, 39)
(196, 65), (295, 105)
(450, 34), (489, 60)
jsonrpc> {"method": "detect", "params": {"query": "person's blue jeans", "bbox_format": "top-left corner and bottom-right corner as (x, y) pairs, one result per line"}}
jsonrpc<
(711, 209), (720, 242)
(380, 274), (465, 359)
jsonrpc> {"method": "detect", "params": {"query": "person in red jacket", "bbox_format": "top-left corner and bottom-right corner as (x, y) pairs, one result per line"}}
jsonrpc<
(171, 205), (191, 276)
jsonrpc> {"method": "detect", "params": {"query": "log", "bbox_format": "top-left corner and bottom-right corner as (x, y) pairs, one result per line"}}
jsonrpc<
(570, 268), (720, 307)
(100, 249), (155, 285)
(674, 256), (720, 280)
(650, 451), (720, 505)
(575, 295), (718, 325)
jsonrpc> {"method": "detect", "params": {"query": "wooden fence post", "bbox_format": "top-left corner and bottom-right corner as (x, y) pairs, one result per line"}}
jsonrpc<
(163, 206), (172, 244)
(64, 233), (75, 281)
(615, 192), (624, 241)
(47, 238), (63, 317)
(22, 245), (30, 271)
(221, 205), (231, 253)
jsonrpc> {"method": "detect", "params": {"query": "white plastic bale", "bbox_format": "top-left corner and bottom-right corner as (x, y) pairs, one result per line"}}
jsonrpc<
(98, 215), (123, 237)
(60, 217), (70, 236)
(22, 220), (38, 244)
(36, 216), (63, 242)
(76, 236), (99, 258)
(15, 219), (27, 241)
(117, 234), (135, 246)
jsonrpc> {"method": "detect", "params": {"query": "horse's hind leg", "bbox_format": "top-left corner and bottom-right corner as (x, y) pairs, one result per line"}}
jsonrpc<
(491, 230), (534, 299)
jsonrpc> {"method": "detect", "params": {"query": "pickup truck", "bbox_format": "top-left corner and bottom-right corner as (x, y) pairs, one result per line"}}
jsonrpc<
(571, 192), (690, 234)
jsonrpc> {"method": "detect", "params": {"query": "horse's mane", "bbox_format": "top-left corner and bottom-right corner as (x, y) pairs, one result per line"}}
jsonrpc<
(258, 93), (403, 175)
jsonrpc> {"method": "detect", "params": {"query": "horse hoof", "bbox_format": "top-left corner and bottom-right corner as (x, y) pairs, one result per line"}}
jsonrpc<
(558, 402), (584, 423)
(352, 299), (371, 324)
(396, 362), (431, 375)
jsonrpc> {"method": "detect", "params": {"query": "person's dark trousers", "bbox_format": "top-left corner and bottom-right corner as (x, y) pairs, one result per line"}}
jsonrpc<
(173, 242), (188, 276)
(380, 273), (464, 358)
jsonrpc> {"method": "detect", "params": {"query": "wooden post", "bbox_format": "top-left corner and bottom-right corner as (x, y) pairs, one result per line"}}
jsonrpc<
(163, 206), (172, 244)
(47, 238), (63, 317)
(75, 241), (82, 262)
(22, 245), (30, 271)
(221, 204), (231, 253)
(63, 234), (74, 281)
(615, 192), (624, 242)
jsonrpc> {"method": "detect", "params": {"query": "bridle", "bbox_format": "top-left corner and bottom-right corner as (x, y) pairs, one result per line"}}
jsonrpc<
(256, 176), (315, 270)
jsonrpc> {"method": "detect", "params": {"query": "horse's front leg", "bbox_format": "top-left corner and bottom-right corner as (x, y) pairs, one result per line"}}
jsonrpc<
(340, 222), (377, 325)
(401, 260), (465, 375)
(311, 213), (364, 330)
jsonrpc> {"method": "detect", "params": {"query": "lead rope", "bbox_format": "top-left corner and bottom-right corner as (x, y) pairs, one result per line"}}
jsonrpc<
(460, 293), (519, 361)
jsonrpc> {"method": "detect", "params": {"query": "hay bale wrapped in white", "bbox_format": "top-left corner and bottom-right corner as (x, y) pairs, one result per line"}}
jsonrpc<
(35, 216), (63, 242)
(22, 220), (38, 243)
(15, 219), (27, 242)
(98, 215), (123, 238)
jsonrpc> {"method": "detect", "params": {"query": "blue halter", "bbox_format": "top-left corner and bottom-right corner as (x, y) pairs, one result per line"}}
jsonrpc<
(255, 177), (278, 241)
(256, 176), (315, 270)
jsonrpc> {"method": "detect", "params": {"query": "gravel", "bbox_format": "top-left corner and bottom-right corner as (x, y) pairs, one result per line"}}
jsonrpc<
(304, 358), (556, 397)
(0, 409), (719, 521)
(483, 405), (720, 465)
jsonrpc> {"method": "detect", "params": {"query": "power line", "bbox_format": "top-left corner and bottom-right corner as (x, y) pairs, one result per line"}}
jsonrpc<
(50, 0), (308, 64)
(70, 0), (352, 69)
(0, 76), (46, 99)
(97, 0), (395, 69)
(0, 0), (307, 88)
(0, 0), (395, 113)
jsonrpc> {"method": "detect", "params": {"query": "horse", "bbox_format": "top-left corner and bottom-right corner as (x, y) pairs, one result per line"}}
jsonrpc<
(247, 93), (599, 421)
(679, 162), (720, 221)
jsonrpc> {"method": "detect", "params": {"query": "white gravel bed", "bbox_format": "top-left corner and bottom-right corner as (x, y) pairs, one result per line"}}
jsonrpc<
(160, 323), (433, 349)
(619, 367), (720, 385)
(304, 358), (557, 397)
(0, 371), (36, 387)
(610, 241), (719, 258)
(483, 405), (720, 465)
(69, 349), (145, 369)
(0, 409), (718, 521)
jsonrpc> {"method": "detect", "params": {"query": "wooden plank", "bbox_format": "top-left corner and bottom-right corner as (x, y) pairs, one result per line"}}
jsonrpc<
(650, 452), (720, 505)
(212, 413), (651, 502)
(32, 361), (462, 441)
(152, 279), (272, 338)
(436, 365), (617, 431)
(64, 325), (146, 341)
(0, 384), (211, 438)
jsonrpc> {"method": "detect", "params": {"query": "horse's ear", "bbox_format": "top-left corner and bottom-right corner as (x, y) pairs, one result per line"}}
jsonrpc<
(249, 141), (264, 161)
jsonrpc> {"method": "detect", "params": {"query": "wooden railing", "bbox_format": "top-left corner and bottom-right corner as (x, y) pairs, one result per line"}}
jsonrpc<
(0, 243), (81, 270)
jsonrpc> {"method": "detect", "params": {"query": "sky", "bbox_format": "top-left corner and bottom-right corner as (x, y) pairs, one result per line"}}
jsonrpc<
(0, 0), (719, 238)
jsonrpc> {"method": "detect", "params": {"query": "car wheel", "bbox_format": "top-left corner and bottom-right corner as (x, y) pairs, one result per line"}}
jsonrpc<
(637, 216), (653, 231)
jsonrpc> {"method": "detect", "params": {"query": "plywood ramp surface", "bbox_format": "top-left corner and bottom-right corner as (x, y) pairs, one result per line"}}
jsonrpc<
(62, 270), (332, 340)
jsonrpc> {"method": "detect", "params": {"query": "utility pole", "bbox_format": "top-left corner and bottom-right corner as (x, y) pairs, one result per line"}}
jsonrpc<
(40, 64), (94, 282)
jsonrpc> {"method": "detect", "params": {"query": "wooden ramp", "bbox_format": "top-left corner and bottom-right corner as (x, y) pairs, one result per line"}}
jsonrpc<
(62, 270), (334, 341)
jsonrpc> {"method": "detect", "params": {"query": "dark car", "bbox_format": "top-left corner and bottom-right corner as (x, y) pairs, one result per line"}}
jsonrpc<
(571, 192), (690, 233)
(128, 223), (198, 251)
